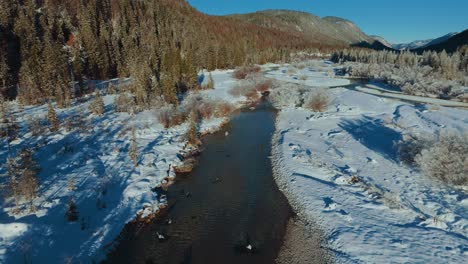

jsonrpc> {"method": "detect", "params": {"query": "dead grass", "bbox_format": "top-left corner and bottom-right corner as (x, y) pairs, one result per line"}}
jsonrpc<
(228, 83), (255, 97)
(255, 80), (272, 92)
(156, 105), (187, 128)
(245, 90), (260, 101)
(214, 102), (234, 118)
(232, 65), (261, 79)
(304, 89), (329, 112)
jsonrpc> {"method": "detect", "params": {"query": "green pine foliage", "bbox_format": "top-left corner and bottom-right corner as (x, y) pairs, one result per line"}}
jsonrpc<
(47, 103), (59, 132)
(0, 0), (325, 107)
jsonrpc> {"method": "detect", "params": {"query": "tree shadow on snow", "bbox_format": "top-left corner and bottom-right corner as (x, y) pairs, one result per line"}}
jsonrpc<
(338, 116), (402, 161)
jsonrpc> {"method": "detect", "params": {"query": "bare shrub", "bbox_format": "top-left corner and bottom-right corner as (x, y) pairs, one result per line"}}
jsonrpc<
(269, 83), (302, 108)
(213, 101), (234, 118)
(245, 90), (260, 101)
(232, 65), (261, 80)
(299, 75), (308, 81)
(415, 132), (468, 186)
(156, 104), (187, 128)
(304, 88), (329, 112)
(114, 93), (135, 113)
(197, 101), (214, 119)
(255, 80), (271, 92)
(396, 134), (433, 165)
(228, 83), (255, 97)
(287, 66), (297, 76)
(27, 116), (46, 136)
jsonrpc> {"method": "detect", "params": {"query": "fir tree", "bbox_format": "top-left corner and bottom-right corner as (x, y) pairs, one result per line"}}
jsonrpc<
(4, 148), (40, 212)
(90, 92), (105, 116)
(47, 103), (59, 132)
(129, 128), (138, 167)
(185, 110), (200, 146)
(66, 198), (79, 222)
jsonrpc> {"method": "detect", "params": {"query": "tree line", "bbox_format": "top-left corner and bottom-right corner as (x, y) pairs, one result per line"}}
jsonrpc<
(0, 0), (329, 108)
(331, 46), (468, 99)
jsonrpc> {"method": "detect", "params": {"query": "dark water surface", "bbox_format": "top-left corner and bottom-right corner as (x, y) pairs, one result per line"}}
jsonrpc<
(105, 100), (293, 264)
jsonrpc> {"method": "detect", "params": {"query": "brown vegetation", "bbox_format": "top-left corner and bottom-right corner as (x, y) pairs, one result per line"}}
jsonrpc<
(304, 89), (329, 112)
(233, 66), (262, 80)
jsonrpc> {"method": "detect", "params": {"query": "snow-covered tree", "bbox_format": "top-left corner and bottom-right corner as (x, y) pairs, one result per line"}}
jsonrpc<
(415, 132), (468, 186)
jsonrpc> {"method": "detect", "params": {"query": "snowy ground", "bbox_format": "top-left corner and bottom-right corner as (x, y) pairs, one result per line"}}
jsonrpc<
(0, 70), (243, 263)
(270, 61), (468, 263)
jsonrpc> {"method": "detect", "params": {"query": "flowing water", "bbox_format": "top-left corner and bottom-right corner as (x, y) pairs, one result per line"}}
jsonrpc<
(105, 99), (293, 264)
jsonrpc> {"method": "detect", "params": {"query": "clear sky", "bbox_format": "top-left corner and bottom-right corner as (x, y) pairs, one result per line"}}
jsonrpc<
(186, 0), (468, 44)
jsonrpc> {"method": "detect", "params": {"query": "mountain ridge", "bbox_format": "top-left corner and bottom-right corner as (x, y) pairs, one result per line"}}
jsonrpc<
(226, 10), (382, 48)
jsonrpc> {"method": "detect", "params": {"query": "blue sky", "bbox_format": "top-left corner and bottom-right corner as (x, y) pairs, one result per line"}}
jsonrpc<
(187, 0), (468, 44)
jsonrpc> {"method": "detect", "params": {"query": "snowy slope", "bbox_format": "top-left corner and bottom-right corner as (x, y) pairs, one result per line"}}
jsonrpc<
(270, 61), (468, 263)
(0, 70), (242, 263)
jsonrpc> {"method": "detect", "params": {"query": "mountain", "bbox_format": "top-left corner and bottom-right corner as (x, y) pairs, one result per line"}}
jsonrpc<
(393, 32), (458, 50)
(370, 35), (393, 48)
(227, 10), (384, 48)
(414, 29), (468, 53)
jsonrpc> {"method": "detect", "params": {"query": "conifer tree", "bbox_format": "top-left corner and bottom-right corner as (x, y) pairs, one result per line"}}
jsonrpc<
(129, 128), (138, 167)
(185, 110), (200, 146)
(4, 148), (40, 212)
(47, 103), (59, 132)
(90, 92), (105, 116)
(0, 49), (8, 91)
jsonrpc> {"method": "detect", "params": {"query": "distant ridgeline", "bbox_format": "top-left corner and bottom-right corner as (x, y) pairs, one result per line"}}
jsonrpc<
(0, 0), (339, 106)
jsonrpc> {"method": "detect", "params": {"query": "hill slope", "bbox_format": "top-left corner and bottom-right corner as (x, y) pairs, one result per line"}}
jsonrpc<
(393, 32), (458, 50)
(414, 29), (468, 53)
(228, 10), (383, 48)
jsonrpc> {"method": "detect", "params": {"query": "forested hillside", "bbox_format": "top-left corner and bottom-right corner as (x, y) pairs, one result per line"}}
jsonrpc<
(0, 0), (331, 107)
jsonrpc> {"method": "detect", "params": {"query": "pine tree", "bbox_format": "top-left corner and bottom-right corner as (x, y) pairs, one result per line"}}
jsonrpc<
(47, 103), (59, 132)
(4, 148), (40, 212)
(66, 198), (79, 222)
(5, 157), (20, 212)
(0, 48), (8, 91)
(129, 128), (138, 167)
(90, 92), (105, 116)
(185, 110), (200, 146)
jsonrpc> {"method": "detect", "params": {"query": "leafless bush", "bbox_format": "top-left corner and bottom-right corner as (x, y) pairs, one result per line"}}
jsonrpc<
(304, 88), (330, 112)
(245, 90), (260, 101)
(396, 134), (433, 165)
(27, 116), (46, 136)
(228, 83), (255, 97)
(299, 75), (308, 81)
(232, 65), (261, 79)
(255, 80), (272, 92)
(287, 66), (297, 76)
(415, 132), (468, 186)
(156, 104), (187, 128)
(213, 101), (234, 118)
(197, 101), (214, 119)
(269, 83), (302, 108)
(114, 93), (136, 113)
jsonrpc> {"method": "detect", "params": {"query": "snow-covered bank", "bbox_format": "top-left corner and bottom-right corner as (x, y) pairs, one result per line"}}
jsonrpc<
(355, 85), (468, 108)
(271, 60), (468, 263)
(266, 63), (351, 87)
(0, 70), (243, 263)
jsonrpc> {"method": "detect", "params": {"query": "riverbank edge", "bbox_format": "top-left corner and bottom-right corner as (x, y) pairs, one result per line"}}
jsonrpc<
(271, 113), (334, 264)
